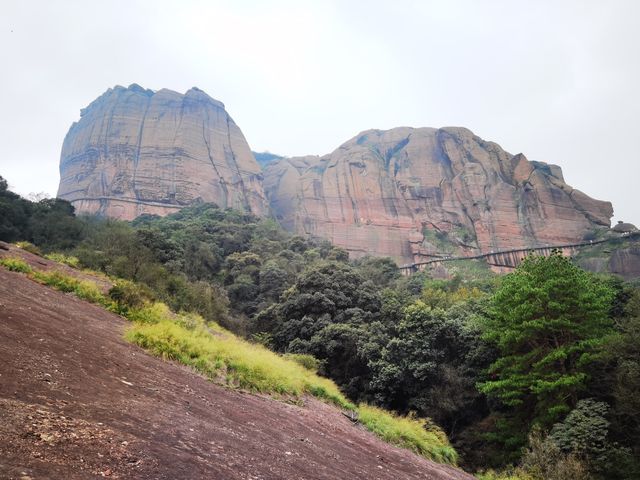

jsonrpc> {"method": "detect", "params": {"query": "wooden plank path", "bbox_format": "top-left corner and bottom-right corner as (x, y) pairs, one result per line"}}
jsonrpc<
(398, 234), (635, 274)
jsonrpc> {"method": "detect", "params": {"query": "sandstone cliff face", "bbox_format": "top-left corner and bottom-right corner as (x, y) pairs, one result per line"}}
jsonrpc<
(263, 127), (613, 265)
(58, 84), (267, 219)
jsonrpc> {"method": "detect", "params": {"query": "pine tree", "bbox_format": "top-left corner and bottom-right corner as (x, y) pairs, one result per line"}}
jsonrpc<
(478, 252), (615, 444)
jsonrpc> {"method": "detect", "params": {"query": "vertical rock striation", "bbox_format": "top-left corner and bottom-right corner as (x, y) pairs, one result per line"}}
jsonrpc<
(263, 127), (613, 265)
(57, 87), (614, 268)
(57, 84), (267, 219)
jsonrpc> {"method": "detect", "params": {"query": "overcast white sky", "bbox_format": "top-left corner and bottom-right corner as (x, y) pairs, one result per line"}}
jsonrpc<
(1, 0), (638, 223)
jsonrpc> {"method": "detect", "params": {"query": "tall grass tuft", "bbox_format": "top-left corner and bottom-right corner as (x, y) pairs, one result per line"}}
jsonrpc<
(475, 471), (535, 480)
(30, 270), (110, 307)
(15, 241), (42, 256)
(45, 252), (80, 268)
(126, 317), (354, 409)
(357, 405), (458, 465)
(283, 353), (323, 373)
(0, 257), (33, 273)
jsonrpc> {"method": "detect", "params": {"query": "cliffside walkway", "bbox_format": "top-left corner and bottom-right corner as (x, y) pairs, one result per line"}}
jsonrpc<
(398, 235), (632, 274)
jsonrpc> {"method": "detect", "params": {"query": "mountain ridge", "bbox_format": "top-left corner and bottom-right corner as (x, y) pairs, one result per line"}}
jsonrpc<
(263, 126), (612, 265)
(58, 84), (267, 220)
(57, 85), (613, 265)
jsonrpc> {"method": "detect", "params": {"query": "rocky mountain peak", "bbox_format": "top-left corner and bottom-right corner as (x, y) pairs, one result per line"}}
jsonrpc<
(58, 85), (267, 220)
(263, 126), (613, 265)
(57, 87), (614, 266)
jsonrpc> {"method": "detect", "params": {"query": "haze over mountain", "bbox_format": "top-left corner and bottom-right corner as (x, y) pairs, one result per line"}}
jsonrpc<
(59, 85), (613, 265)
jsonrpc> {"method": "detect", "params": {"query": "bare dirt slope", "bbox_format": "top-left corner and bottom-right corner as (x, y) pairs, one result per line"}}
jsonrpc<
(0, 267), (474, 479)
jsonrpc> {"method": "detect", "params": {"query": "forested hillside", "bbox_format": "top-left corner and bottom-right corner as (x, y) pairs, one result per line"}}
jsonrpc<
(1, 175), (638, 479)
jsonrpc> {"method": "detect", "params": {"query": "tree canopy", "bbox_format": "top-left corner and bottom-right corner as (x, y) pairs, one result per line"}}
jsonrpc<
(478, 252), (615, 449)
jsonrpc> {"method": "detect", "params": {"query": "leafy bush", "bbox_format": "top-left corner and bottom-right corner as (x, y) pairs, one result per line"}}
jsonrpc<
(109, 279), (153, 310)
(45, 252), (80, 268)
(126, 302), (172, 324)
(519, 430), (589, 480)
(250, 331), (274, 348)
(0, 257), (32, 273)
(549, 399), (636, 478)
(74, 280), (106, 304)
(15, 241), (42, 256)
(283, 353), (323, 372)
(175, 311), (208, 331)
(475, 471), (534, 480)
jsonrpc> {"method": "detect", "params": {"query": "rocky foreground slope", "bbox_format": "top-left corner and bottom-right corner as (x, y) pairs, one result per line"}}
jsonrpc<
(0, 250), (472, 480)
(263, 127), (613, 265)
(57, 84), (267, 219)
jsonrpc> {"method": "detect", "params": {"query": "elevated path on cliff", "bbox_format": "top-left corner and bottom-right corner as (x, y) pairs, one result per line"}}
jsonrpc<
(399, 232), (637, 274)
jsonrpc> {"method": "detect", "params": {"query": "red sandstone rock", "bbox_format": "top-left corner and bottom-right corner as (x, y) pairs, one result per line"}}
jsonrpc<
(263, 127), (613, 265)
(57, 86), (613, 266)
(57, 84), (267, 219)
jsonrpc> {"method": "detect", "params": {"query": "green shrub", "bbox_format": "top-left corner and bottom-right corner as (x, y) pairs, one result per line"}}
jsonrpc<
(251, 331), (274, 348)
(475, 470), (534, 480)
(32, 270), (78, 292)
(30, 269), (108, 306)
(15, 241), (42, 256)
(283, 353), (323, 372)
(74, 280), (106, 304)
(45, 252), (80, 268)
(0, 257), (33, 273)
(519, 430), (590, 480)
(175, 311), (207, 331)
(109, 279), (153, 310)
(126, 302), (172, 324)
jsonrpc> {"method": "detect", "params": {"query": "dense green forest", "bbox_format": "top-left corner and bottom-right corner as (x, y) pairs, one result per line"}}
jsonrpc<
(1, 175), (638, 479)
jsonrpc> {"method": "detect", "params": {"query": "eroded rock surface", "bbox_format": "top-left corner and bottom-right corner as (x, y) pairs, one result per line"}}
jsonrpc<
(58, 84), (267, 219)
(264, 127), (613, 265)
(58, 88), (614, 266)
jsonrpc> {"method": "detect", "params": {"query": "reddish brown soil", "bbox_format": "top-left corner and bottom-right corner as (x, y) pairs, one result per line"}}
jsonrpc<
(0, 263), (474, 479)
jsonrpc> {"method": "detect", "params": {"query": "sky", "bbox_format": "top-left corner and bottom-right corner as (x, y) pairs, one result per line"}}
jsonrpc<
(1, 0), (638, 223)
